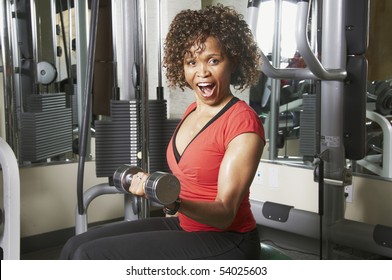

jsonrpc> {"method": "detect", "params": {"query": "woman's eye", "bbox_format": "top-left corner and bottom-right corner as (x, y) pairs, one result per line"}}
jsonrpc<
(209, 59), (219, 65)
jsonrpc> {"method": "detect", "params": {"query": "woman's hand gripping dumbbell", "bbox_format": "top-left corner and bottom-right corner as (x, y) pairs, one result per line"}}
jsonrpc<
(113, 164), (180, 206)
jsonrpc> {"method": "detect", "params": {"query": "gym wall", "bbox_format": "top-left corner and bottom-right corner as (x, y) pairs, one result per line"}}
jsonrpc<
(367, 0), (392, 80)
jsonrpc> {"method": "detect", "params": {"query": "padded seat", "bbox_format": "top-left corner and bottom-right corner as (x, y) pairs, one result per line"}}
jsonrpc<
(259, 243), (292, 260)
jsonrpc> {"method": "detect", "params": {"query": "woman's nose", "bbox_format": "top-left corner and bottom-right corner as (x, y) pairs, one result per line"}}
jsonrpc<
(196, 64), (210, 77)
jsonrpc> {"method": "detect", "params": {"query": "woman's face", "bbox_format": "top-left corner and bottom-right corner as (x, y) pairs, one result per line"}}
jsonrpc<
(183, 36), (235, 105)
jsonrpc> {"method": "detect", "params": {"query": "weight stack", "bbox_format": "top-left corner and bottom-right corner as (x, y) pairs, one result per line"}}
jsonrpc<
(148, 101), (180, 173)
(163, 118), (181, 172)
(95, 100), (141, 177)
(299, 94), (317, 158)
(66, 84), (79, 126)
(149, 100), (167, 173)
(95, 99), (180, 178)
(20, 93), (73, 162)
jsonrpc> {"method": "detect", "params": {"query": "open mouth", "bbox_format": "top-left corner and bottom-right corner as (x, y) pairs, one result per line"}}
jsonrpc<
(197, 82), (215, 97)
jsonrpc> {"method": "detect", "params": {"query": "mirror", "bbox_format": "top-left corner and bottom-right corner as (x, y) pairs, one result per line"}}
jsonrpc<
(249, 0), (392, 180)
(1, 0), (391, 181)
(1, 0), (91, 166)
(250, 0), (316, 162)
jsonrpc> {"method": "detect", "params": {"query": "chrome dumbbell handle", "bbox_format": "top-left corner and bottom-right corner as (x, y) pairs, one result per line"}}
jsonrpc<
(113, 164), (180, 205)
(113, 165), (144, 193)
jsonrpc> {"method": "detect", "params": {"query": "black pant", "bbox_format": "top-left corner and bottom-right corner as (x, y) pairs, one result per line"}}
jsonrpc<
(59, 217), (261, 260)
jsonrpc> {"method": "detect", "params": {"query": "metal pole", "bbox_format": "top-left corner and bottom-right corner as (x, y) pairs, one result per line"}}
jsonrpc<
(138, 0), (150, 218)
(122, 0), (138, 100)
(0, 0), (17, 150)
(320, 0), (347, 258)
(156, 0), (163, 100)
(75, 0), (88, 131)
(269, 0), (283, 160)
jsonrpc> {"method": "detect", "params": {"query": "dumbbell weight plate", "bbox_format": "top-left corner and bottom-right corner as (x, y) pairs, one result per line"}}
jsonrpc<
(374, 81), (389, 96)
(376, 88), (392, 116)
(145, 172), (180, 205)
(113, 164), (144, 193)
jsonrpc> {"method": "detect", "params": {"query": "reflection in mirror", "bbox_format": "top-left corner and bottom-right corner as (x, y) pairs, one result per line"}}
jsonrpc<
(1, 0), (89, 166)
(21, 0), (74, 164)
(249, 0), (392, 182)
(249, 0), (317, 162)
(249, 0), (392, 181)
(354, 79), (392, 178)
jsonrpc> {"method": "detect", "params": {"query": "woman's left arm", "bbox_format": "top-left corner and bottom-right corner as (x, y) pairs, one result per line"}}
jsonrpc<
(177, 132), (264, 229)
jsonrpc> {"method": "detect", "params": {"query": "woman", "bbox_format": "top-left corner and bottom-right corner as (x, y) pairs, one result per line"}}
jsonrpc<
(60, 4), (265, 260)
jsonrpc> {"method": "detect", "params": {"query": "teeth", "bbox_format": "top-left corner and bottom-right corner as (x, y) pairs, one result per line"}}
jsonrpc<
(197, 83), (215, 97)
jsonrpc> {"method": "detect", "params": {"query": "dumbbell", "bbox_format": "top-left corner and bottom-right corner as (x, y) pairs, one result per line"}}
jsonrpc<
(376, 87), (392, 116)
(113, 164), (180, 205)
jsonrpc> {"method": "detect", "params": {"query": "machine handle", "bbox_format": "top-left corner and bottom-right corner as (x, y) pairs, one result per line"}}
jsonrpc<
(296, 1), (346, 80)
(246, 0), (347, 81)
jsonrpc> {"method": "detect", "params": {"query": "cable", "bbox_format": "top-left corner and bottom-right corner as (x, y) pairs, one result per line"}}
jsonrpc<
(77, 0), (100, 215)
(318, 158), (324, 260)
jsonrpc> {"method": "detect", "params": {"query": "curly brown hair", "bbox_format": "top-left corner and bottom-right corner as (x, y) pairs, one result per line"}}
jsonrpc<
(163, 4), (261, 91)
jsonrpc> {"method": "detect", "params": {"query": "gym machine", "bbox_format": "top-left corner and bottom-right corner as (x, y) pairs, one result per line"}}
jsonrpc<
(247, 0), (392, 259)
(74, 0), (180, 234)
(357, 111), (391, 178)
(357, 79), (392, 178)
(0, 138), (20, 259)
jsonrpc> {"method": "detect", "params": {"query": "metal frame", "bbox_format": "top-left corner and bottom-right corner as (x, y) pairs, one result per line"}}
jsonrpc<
(251, 200), (392, 258)
(0, 138), (20, 259)
(0, 0), (18, 154)
(245, 0), (389, 259)
(75, 0), (151, 233)
(357, 110), (392, 178)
